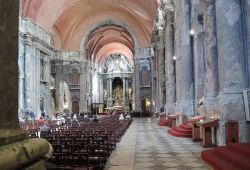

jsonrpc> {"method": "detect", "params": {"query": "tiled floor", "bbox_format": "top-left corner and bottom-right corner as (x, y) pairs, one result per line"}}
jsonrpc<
(105, 118), (210, 170)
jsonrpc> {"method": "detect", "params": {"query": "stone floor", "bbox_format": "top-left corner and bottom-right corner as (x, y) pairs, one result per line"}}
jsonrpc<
(105, 118), (210, 170)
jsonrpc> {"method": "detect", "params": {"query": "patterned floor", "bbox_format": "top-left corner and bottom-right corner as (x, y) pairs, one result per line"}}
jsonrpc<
(106, 118), (210, 170)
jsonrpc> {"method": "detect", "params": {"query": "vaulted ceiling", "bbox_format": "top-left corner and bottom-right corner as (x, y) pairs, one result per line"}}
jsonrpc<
(20, 0), (158, 64)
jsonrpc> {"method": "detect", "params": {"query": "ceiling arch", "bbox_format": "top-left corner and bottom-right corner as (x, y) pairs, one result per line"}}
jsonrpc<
(20, 0), (158, 51)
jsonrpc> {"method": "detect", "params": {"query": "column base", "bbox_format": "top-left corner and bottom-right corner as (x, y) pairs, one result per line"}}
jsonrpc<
(0, 138), (51, 170)
(215, 93), (250, 145)
(175, 100), (195, 125)
(0, 129), (27, 146)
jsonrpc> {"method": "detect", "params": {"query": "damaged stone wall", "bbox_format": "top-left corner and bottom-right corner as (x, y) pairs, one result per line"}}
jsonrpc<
(153, 0), (250, 145)
(19, 18), (53, 118)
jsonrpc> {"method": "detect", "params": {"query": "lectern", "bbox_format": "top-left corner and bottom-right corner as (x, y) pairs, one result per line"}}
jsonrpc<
(197, 118), (219, 148)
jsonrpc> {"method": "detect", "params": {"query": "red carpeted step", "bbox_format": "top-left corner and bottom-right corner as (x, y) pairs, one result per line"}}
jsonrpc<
(172, 127), (191, 134)
(179, 124), (192, 130)
(201, 149), (239, 170)
(214, 147), (250, 170)
(202, 143), (250, 170)
(167, 129), (192, 138)
(158, 120), (169, 126)
(228, 143), (250, 157)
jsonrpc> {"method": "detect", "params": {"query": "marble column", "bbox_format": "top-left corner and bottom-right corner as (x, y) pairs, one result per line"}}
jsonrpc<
(80, 61), (88, 112)
(216, 0), (249, 144)
(0, 1), (50, 169)
(158, 30), (166, 111)
(243, 0), (250, 83)
(134, 55), (141, 111)
(204, 0), (219, 97)
(200, 0), (219, 117)
(107, 77), (113, 107)
(151, 56), (156, 112)
(175, 0), (194, 118)
(18, 43), (25, 116)
(55, 63), (64, 113)
(165, 10), (176, 114)
(123, 77), (126, 105)
(125, 78), (128, 100)
(109, 78), (112, 99)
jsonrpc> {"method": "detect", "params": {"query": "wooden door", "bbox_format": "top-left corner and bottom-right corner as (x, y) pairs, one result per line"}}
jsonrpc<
(72, 101), (79, 114)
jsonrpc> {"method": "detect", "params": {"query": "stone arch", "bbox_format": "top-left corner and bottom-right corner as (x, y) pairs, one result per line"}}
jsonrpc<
(80, 20), (138, 60)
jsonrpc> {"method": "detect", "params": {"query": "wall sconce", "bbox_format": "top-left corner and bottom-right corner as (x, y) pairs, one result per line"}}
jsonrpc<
(190, 29), (195, 36)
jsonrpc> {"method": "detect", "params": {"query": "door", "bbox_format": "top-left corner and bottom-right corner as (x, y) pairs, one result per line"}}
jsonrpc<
(72, 101), (79, 114)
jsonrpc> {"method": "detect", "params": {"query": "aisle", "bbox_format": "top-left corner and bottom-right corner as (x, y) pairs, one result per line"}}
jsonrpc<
(105, 118), (209, 170)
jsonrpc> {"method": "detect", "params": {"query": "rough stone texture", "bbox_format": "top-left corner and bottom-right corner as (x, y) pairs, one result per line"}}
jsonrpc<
(0, 1), (50, 169)
(215, 0), (250, 145)
(19, 18), (53, 118)
(174, 0), (194, 117)
(0, 0), (20, 130)
(0, 138), (50, 170)
(191, 0), (206, 102)
(243, 0), (250, 86)
(164, 10), (176, 114)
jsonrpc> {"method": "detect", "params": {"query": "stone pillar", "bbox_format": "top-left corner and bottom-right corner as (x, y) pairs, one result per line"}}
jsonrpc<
(216, 0), (249, 145)
(123, 77), (125, 105)
(158, 30), (166, 111)
(55, 63), (63, 113)
(0, 1), (50, 169)
(175, 0), (194, 119)
(134, 55), (141, 111)
(107, 77), (113, 107)
(204, 0), (219, 97)
(243, 0), (250, 83)
(125, 78), (128, 100)
(151, 56), (156, 112)
(200, 0), (219, 117)
(109, 78), (112, 98)
(18, 43), (25, 116)
(165, 10), (176, 114)
(80, 61), (87, 112)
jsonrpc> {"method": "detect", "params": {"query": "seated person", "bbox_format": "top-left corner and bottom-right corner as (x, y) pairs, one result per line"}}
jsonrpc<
(60, 115), (65, 125)
(84, 113), (90, 122)
(125, 113), (131, 120)
(119, 113), (124, 120)
(40, 121), (50, 132)
(93, 115), (99, 123)
(38, 116), (45, 126)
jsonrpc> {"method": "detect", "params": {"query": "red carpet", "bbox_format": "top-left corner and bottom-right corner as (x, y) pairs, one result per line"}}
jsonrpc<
(167, 123), (192, 138)
(158, 119), (169, 126)
(201, 143), (250, 170)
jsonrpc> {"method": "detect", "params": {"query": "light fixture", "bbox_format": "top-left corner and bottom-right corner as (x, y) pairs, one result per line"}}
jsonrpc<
(190, 29), (195, 36)
(173, 56), (177, 60)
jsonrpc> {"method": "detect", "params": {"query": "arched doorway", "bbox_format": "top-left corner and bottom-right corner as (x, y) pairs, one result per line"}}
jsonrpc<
(72, 100), (79, 114)
(141, 97), (151, 117)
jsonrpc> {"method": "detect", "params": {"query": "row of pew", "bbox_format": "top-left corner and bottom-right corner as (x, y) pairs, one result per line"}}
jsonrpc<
(26, 115), (132, 169)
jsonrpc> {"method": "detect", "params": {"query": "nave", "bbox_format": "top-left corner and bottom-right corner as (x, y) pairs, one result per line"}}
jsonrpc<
(106, 118), (209, 170)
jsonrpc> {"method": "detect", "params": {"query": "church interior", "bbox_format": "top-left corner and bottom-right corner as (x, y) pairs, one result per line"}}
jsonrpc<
(0, 0), (250, 169)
